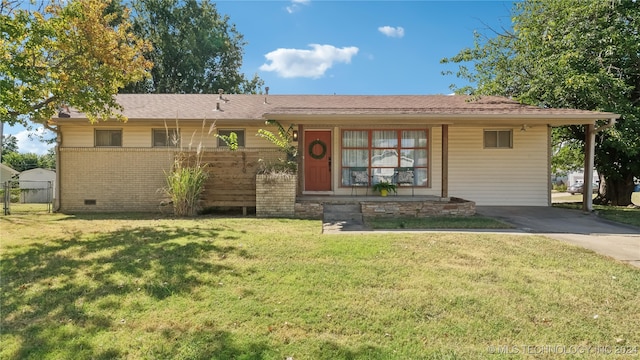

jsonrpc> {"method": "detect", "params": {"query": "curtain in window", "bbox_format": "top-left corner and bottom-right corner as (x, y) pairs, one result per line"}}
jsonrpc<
(342, 130), (368, 147)
(372, 130), (397, 148)
(341, 129), (429, 188)
(342, 149), (369, 167)
(95, 131), (111, 146)
(96, 130), (121, 146)
(401, 130), (427, 147)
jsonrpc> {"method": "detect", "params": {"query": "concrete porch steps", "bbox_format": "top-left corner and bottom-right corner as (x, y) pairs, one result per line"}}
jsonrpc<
(322, 203), (369, 232)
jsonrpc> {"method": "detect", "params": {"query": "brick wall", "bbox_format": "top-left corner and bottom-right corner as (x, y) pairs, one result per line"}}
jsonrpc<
(60, 148), (286, 213)
(256, 174), (297, 217)
(59, 148), (174, 212)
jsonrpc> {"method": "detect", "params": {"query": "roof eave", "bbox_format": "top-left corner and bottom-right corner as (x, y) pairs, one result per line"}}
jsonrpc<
(263, 112), (620, 125)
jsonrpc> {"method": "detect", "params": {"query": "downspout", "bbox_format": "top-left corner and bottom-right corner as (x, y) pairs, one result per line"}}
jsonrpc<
(46, 120), (62, 213)
(54, 130), (61, 212)
(583, 117), (617, 212)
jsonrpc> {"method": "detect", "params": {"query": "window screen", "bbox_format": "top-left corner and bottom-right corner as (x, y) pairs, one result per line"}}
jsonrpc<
(484, 130), (512, 148)
(153, 128), (180, 147)
(95, 130), (122, 147)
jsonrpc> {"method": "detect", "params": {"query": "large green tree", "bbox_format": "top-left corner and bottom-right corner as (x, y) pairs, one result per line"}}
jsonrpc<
(442, 0), (640, 206)
(123, 0), (263, 94)
(0, 0), (152, 126)
(1, 135), (18, 159)
(2, 150), (55, 172)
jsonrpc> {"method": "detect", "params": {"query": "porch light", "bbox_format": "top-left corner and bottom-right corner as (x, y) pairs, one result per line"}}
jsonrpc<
(292, 130), (299, 141)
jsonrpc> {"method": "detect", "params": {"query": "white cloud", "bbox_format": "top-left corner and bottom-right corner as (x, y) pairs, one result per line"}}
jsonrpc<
(286, 0), (310, 14)
(378, 26), (405, 38)
(12, 127), (54, 155)
(260, 44), (359, 79)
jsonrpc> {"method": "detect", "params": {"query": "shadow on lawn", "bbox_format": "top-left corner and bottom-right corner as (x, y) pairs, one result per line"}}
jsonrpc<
(0, 224), (266, 359)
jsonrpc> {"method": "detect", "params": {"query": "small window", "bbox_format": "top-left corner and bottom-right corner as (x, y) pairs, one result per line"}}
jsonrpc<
(153, 128), (180, 147)
(484, 130), (512, 149)
(217, 129), (245, 148)
(95, 130), (122, 147)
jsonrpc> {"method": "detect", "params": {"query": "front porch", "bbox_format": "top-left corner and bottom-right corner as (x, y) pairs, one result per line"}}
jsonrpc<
(294, 195), (476, 220)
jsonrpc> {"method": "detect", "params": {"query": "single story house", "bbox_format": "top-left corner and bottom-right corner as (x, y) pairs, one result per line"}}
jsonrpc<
(52, 94), (618, 215)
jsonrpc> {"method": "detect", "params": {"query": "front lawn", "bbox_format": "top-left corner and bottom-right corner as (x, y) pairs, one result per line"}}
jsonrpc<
(554, 192), (640, 227)
(1, 213), (639, 359)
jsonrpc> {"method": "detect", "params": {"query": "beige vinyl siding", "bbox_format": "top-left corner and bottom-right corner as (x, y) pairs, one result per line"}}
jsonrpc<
(447, 126), (550, 206)
(60, 121), (288, 149)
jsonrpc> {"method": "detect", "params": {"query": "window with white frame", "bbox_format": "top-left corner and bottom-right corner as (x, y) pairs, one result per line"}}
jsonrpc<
(217, 129), (245, 148)
(152, 128), (180, 147)
(95, 129), (122, 147)
(484, 129), (512, 149)
(341, 129), (428, 187)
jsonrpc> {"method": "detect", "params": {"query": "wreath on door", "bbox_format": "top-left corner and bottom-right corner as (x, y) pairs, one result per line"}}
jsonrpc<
(308, 139), (327, 160)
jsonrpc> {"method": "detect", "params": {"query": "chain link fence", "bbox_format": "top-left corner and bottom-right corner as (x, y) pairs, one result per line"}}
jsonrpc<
(2, 180), (54, 215)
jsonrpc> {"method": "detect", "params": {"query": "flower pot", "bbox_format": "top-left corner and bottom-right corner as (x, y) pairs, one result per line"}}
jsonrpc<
(380, 189), (388, 197)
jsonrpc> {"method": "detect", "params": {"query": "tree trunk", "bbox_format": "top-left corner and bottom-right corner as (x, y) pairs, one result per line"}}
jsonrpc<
(593, 173), (635, 206)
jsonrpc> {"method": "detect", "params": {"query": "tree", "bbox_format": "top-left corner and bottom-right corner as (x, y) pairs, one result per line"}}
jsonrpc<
(1, 135), (18, 159)
(123, 0), (263, 94)
(0, 0), (152, 127)
(1, 144), (55, 171)
(3, 152), (39, 172)
(442, 0), (640, 206)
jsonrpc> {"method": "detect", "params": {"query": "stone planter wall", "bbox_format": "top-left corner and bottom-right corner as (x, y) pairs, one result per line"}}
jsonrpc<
(256, 174), (297, 217)
(359, 197), (475, 218)
(294, 200), (324, 219)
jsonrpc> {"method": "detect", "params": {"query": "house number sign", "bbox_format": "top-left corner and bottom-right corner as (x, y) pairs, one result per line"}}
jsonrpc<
(308, 139), (327, 160)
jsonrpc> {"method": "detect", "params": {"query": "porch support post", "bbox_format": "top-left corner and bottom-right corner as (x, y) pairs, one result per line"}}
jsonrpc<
(583, 124), (595, 212)
(297, 124), (303, 196)
(441, 124), (449, 198)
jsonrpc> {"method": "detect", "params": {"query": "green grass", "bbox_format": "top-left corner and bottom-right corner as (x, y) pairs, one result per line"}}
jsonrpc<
(1, 213), (639, 359)
(366, 215), (512, 230)
(1, 203), (53, 215)
(554, 193), (640, 228)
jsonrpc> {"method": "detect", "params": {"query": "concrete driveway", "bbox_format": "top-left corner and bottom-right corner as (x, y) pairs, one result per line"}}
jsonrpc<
(476, 206), (640, 268)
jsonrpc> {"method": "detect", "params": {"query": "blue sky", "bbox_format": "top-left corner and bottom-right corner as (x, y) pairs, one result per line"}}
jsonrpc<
(5, 0), (514, 155)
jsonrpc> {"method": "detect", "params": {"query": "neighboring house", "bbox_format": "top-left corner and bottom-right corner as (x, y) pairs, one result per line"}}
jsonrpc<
(19, 168), (56, 203)
(0, 163), (19, 184)
(52, 94), (618, 213)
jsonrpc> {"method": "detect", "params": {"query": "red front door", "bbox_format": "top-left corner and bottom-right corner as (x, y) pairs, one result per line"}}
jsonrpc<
(304, 130), (332, 191)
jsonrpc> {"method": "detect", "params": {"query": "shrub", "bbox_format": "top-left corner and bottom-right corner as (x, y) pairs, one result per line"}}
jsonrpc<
(162, 120), (210, 216)
(553, 183), (568, 192)
(256, 120), (297, 174)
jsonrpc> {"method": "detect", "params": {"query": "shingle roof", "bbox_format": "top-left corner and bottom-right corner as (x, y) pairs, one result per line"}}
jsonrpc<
(60, 94), (618, 121)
